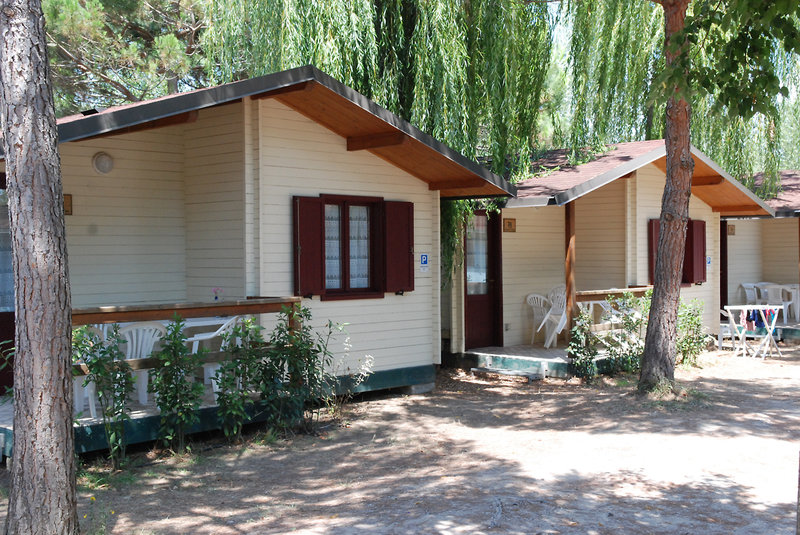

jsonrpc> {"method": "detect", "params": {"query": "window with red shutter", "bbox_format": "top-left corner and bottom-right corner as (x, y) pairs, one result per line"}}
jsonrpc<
(648, 218), (707, 285)
(292, 195), (415, 299)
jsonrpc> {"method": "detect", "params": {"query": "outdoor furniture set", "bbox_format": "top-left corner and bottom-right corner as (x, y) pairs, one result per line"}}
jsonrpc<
(74, 315), (246, 419)
(720, 304), (782, 359)
(526, 285), (567, 348)
(740, 282), (798, 323)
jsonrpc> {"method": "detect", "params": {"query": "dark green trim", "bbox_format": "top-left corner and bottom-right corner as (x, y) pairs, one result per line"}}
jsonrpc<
(347, 365), (436, 393)
(444, 352), (571, 378)
(0, 364), (437, 457)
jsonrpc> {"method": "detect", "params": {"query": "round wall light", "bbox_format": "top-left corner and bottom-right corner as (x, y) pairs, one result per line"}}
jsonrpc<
(91, 152), (114, 174)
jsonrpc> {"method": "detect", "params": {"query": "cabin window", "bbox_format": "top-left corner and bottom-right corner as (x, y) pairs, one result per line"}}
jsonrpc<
(648, 218), (706, 285)
(293, 195), (414, 299)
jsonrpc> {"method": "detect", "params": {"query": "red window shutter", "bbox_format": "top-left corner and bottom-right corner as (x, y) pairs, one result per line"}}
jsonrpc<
(683, 219), (706, 284)
(647, 219), (660, 285)
(293, 196), (324, 296)
(384, 201), (414, 293)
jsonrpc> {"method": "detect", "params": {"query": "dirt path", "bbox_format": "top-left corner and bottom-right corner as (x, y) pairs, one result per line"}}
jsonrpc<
(2, 349), (800, 534)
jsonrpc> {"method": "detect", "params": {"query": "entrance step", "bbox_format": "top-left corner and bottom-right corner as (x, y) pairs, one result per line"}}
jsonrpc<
(470, 367), (544, 383)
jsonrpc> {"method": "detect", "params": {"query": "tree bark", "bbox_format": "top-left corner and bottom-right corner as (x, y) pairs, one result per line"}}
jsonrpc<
(639, 0), (694, 393)
(0, 1), (79, 533)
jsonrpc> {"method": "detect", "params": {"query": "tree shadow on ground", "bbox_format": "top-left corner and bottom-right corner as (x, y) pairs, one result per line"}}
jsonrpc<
(58, 419), (796, 534)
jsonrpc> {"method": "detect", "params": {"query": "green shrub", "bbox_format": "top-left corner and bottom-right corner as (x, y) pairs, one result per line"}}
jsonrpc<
(72, 325), (134, 469)
(567, 308), (598, 379)
(149, 317), (204, 453)
(676, 299), (705, 367)
(603, 291), (650, 374)
(214, 318), (267, 442)
(260, 305), (345, 431)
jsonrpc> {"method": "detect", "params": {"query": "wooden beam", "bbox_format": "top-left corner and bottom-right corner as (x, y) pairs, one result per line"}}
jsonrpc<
(692, 175), (724, 186)
(565, 202), (577, 341)
(712, 205), (759, 213)
(428, 179), (479, 191)
(347, 131), (407, 151)
(72, 297), (300, 325)
(253, 81), (314, 99)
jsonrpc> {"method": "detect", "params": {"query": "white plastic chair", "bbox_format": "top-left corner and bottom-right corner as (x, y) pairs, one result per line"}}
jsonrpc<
(539, 285), (567, 348)
(741, 283), (759, 305)
(718, 309), (735, 350)
(185, 316), (243, 392)
(764, 285), (793, 325)
(525, 293), (550, 344)
(119, 322), (167, 405)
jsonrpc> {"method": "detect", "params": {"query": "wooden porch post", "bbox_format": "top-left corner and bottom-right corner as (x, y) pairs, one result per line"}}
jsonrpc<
(565, 202), (577, 340)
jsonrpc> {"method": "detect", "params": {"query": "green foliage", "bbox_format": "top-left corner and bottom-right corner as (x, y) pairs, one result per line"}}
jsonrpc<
(214, 318), (266, 442)
(72, 325), (135, 470)
(567, 309), (598, 380)
(602, 292), (651, 374)
(676, 299), (706, 367)
(203, 0), (553, 163)
(260, 305), (341, 431)
(149, 317), (204, 453)
(43, 0), (207, 115)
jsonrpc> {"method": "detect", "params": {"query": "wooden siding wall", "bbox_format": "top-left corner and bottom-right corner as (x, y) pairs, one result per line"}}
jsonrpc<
(725, 219), (763, 304)
(500, 206), (565, 346)
(632, 164), (720, 330)
(183, 103), (246, 301)
(574, 179), (626, 290)
(61, 131), (188, 307)
(255, 99), (440, 373)
(761, 218), (799, 284)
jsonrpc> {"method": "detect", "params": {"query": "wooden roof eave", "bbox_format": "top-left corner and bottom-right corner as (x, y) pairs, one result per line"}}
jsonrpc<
(1, 65), (514, 199)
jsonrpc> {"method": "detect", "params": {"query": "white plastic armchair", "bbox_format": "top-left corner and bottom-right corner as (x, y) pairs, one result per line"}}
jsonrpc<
(765, 285), (793, 325)
(185, 316), (243, 392)
(119, 322), (167, 405)
(741, 283), (759, 305)
(525, 293), (551, 344)
(539, 285), (568, 348)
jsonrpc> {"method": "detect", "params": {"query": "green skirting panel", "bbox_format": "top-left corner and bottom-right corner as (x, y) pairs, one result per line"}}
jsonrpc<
(348, 364), (436, 393)
(1, 364), (437, 457)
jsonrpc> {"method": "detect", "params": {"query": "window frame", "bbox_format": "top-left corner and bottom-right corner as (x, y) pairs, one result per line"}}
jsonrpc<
(319, 194), (384, 301)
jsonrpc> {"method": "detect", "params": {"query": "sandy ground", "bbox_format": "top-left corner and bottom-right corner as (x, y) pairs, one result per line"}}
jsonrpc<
(1, 348), (800, 534)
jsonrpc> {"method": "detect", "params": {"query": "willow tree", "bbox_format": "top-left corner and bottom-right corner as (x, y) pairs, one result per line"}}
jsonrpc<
(203, 0), (552, 170)
(563, 0), (789, 194)
(0, 0), (79, 533)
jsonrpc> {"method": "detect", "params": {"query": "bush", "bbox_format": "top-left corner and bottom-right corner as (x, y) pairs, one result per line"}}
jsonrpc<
(214, 318), (267, 442)
(260, 306), (334, 430)
(72, 325), (134, 469)
(603, 291), (650, 374)
(149, 317), (204, 453)
(567, 308), (598, 379)
(676, 299), (705, 367)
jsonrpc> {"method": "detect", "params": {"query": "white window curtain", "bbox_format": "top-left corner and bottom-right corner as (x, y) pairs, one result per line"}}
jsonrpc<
(324, 204), (342, 289)
(349, 206), (370, 288)
(465, 216), (488, 296)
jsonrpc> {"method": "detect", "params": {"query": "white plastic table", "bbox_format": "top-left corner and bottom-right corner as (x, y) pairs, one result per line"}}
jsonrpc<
(723, 305), (782, 359)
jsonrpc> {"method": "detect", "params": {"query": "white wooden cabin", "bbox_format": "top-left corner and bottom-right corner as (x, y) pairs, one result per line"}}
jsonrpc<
(445, 141), (773, 353)
(0, 66), (514, 392)
(724, 171), (800, 307)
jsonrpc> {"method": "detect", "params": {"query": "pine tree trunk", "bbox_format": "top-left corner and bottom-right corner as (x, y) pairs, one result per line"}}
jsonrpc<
(0, 1), (79, 533)
(639, 0), (694, 393)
